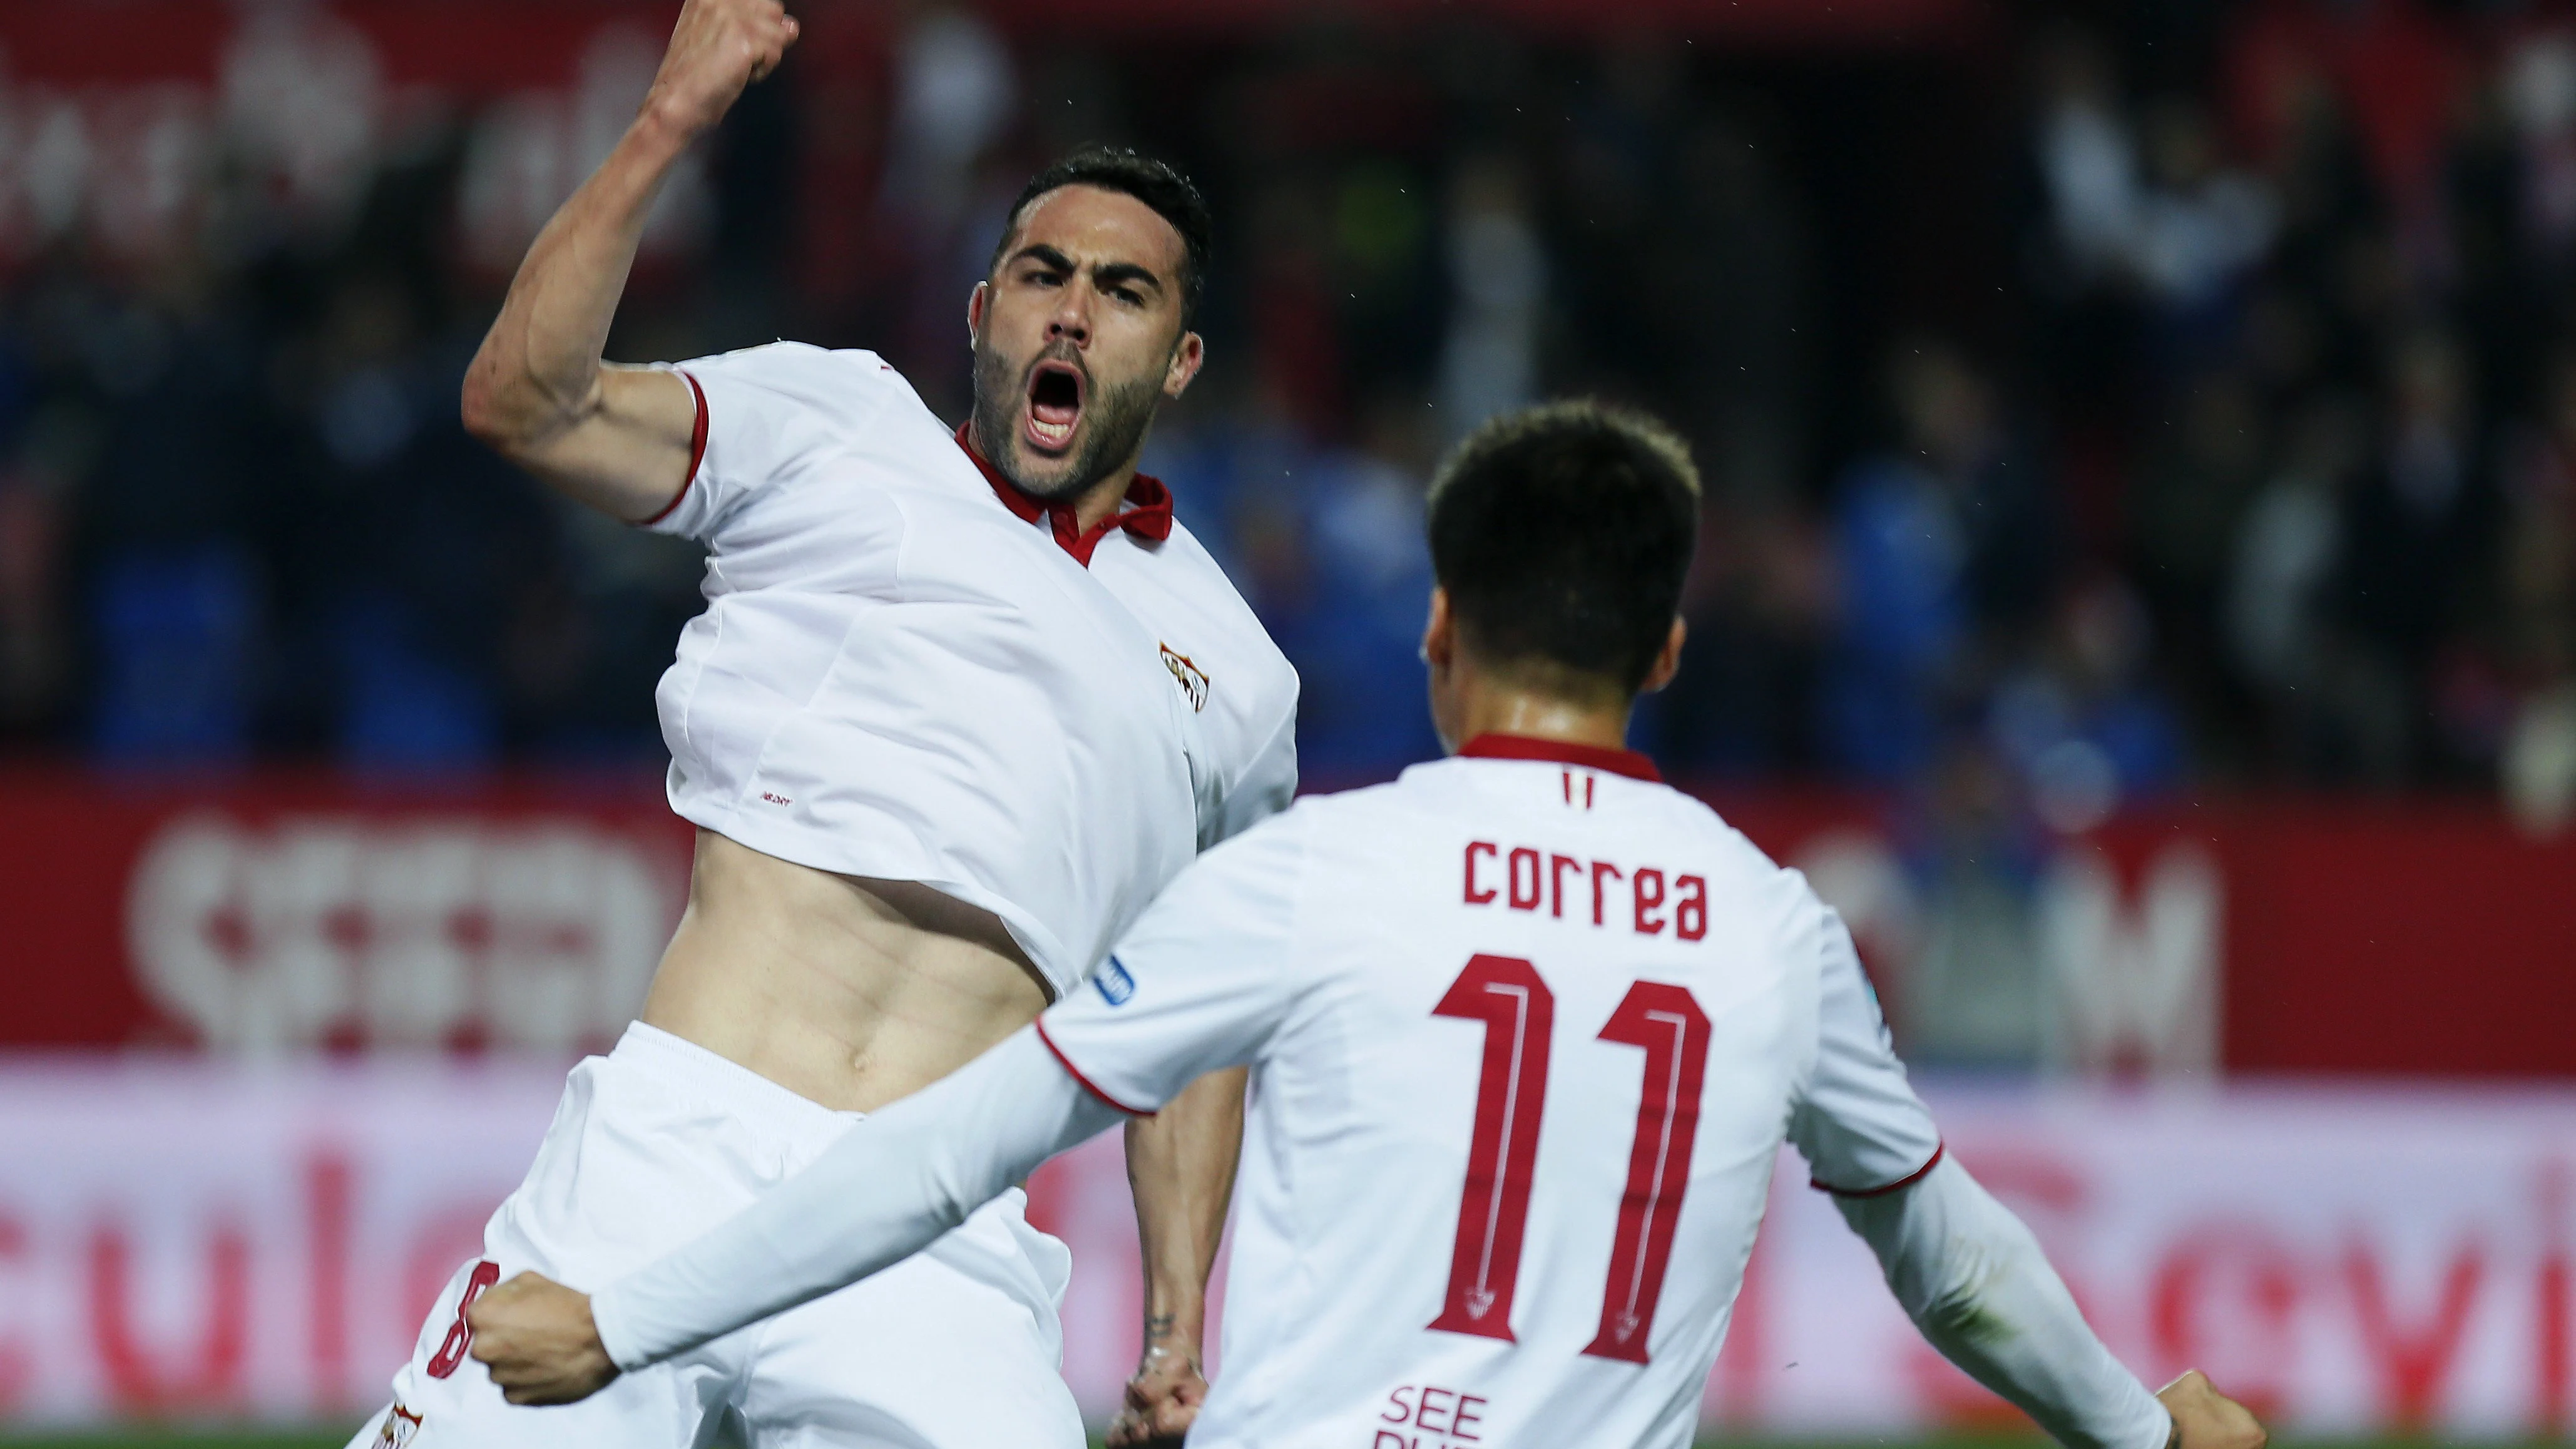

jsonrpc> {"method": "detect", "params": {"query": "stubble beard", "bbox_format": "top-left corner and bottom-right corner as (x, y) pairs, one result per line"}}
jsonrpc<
(971, 338), (1166, 503)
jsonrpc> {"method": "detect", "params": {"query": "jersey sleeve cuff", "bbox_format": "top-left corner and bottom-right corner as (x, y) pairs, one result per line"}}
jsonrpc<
(1033, 1019), (1152, 1116)
(1811, 1141), (1945, 1198)
(636, 369), (708, 530)
(586, 1279), (656, 1373)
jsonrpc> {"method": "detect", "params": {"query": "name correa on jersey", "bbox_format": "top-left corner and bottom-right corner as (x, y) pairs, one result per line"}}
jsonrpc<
(1462, 841), (1709, 940)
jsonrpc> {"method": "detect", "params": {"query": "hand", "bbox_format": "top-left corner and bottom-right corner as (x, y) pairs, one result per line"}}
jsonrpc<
(2157, 1369), (2267, 1449)
(1107, 1341), (1209, 1448)
(466, 1272), (622, 1406)
(641, 0), (801, 140)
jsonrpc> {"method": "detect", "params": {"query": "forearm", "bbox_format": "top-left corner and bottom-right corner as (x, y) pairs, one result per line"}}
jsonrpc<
(1837, 1157), (2171, 1449)
(462, 111), (692, 449)
(589, 1028), (1122, 1370)
(1125, 1066), (1247, 1353)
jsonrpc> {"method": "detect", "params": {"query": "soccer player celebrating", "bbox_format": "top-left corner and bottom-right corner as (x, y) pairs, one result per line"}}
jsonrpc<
(464, 402), (2267, 1449)
(354, 1), (1297, 1446)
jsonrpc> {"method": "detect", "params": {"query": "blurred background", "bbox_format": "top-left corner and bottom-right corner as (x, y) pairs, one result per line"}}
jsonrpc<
(0, 0), (2572, 1444)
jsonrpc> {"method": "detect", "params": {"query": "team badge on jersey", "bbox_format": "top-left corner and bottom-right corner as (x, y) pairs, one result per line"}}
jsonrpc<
(1096, 956), (1137, 1006)
(375, 1403), (423, 1448)
(1159, 644), (1210, 712)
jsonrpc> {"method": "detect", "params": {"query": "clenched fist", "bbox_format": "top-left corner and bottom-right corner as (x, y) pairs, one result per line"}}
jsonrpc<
(1107, 1342), (1210, 1448)
(642, 0), (801, 141)
(2157, 1369), (2267, 1449)
(466, 1272), (621, 1406)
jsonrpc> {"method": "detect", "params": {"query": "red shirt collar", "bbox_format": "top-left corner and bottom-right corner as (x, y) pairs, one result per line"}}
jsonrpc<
(954, 424), (1173, 568)
(1459, 732), (1662, 782)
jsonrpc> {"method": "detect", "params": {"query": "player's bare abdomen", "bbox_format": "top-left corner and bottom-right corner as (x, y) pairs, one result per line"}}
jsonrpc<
(637, 829), (1053, 1114)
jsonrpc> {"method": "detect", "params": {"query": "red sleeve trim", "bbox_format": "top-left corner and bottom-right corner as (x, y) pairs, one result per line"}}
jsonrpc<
(1034, 1019), (1151, 1117)
(638, 369), (708, 528)
(1811, 1141), (1945, 1199)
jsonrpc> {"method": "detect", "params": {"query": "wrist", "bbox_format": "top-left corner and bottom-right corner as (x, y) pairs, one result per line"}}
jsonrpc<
(1140, 1303), (1205, 1353)
(626, 100), (704, 158)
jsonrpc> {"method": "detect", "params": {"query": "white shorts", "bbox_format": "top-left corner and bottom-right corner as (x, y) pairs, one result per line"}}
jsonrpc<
(352, 1023), (1086, 1449)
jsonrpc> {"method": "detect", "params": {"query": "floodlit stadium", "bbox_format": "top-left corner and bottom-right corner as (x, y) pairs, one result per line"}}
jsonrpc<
(0, 1), (2569, 1447)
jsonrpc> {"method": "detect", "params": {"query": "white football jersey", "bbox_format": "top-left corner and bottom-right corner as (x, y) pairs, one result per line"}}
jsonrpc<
(642, 342), (1299, 997)
(1037, 735), (1943, 1449)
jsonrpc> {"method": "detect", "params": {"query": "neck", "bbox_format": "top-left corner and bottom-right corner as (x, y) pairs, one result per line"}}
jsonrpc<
(1448, 684), (1633, 755)
(966, 419), (1138, 533)
(1065, 465), (1138, 533)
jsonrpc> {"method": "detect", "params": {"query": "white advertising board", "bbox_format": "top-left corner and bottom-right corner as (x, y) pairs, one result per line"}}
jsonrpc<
(0, 1060), (2566, 1438)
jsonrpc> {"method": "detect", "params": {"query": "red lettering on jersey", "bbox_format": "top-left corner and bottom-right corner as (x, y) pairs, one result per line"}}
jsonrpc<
(1633, 869), (1666, 935)
(1675, 876), (1707, 941)
(1585, 982), (1712, 1363)
(1561, 771), (1573, 804)
(1590, 861), (1623, 926)
(1379, 1381), (1485, 1443)
(1429, 956), (1553, 1341)
(1463, 844), (1704, 945)
(1585, 776), (1596, 809)
(426, 1261), (501, 1380)
(1463, 843), (1498, 904)
(1506, 849), (1541, 911)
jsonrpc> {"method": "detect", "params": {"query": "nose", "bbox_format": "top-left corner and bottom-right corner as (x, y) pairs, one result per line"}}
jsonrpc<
(1046, 283), (1091, 346)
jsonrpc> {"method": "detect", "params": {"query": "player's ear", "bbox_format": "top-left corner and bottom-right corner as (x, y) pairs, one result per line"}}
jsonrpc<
(966, 281), (989, 347)
(1421, 588), (1456, 673)
(1163, 330), (1205, 399)
(1638, 616), (1687, 694)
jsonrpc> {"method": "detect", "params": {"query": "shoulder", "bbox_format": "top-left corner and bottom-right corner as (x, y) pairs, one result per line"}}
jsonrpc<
(1643, 784), (1822, 913)
(676, 342), (923, 418)
(1268, 775), (1453, 854)
(1157, 518), (1301, 715)
(1140, 797), (1322, 928)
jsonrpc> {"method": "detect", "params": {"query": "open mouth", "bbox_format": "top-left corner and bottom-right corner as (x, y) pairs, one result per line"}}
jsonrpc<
(1025, 361), (1085, 454)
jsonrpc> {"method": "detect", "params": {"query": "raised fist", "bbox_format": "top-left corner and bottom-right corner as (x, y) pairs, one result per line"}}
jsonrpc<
(642, 0), (801, 140)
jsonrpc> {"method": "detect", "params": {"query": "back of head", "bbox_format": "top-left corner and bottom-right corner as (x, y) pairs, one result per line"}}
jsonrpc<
(1427, 400), (1702, 700)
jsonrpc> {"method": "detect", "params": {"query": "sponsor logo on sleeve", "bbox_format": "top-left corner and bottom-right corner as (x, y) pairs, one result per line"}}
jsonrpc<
(1096, 956), (1137, 1007)
(1159, 644), (1210, 712)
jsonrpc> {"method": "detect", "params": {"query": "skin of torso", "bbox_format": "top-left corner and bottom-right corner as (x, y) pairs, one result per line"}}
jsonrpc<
(640, 829), (1051, 1114)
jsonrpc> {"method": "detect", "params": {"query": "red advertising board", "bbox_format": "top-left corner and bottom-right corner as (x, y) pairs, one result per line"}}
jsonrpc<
(0, 769), (694, 1055)
(3, 769), (2572, 1075)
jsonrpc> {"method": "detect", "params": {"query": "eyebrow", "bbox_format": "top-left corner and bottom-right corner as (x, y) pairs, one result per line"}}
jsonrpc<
(1007, 245), (1168, 297)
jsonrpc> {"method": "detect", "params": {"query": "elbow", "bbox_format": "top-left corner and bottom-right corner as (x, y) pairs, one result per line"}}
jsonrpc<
(458, 357), (563, 462)
(459, 368), (523, 456)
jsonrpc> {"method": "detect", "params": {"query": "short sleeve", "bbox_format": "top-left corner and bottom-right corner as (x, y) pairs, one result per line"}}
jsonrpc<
(639, 342), (892, 542)
(1202, 705), (1299, 850)
(1787, 901), (1946, 1196)
(1036, 811), (1310, 1114)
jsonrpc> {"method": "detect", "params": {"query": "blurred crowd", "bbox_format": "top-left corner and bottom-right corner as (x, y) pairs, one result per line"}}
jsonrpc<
(4, 1), (2575, 835)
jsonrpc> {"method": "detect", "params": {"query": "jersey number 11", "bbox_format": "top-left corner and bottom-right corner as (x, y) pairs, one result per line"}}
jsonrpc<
(1428, 953), (1711, 1365)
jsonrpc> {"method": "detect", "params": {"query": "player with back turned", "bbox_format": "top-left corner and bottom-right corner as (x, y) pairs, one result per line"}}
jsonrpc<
(349, 0), (1297, 1445)
(466, 402), (2270, 1449)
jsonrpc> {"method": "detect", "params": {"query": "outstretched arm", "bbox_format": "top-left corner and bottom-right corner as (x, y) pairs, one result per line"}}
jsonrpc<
(467, 1028), (1122, 1403)
(1791, 895), (2261, 1449)
(459, 0), (797, 518)
(1836, 1157), (2263, 1449)
(1114, 1066), (1247, 1448)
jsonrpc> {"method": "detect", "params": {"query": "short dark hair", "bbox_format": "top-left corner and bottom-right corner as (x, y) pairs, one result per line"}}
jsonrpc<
(1427, 401), (1702, 695)
(993, 146), (1212, 326)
